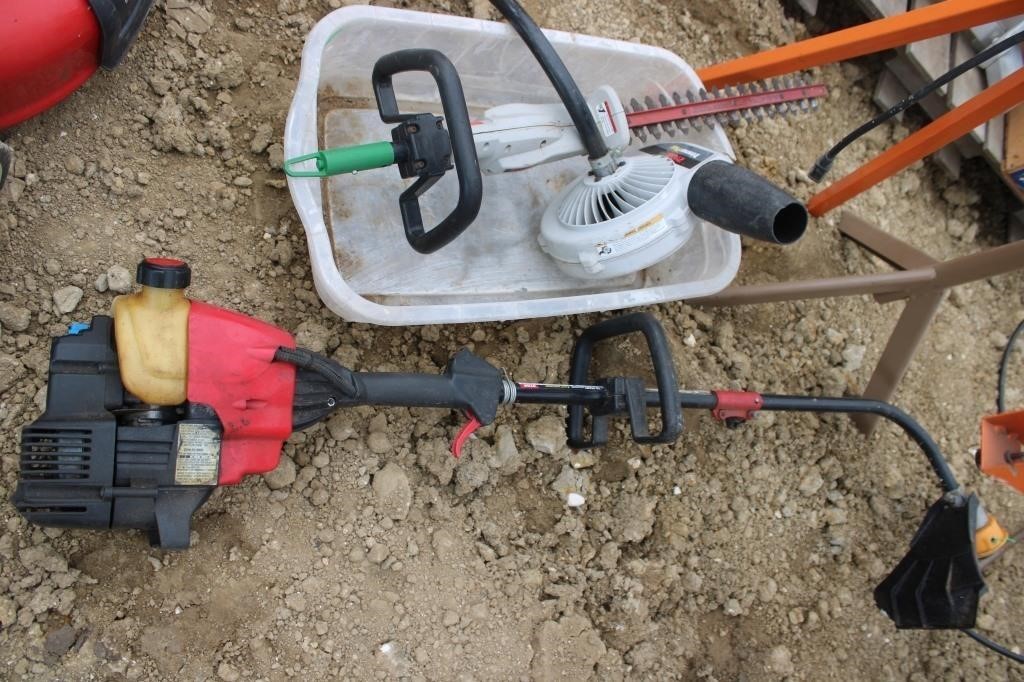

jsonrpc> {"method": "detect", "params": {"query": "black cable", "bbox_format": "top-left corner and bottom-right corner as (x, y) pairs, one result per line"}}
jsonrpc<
(274, 346), (361, 399)
(489, 0), (611, 163)
(962, 629), (1024, 665)
(0, 141), (11, 190)
(809, 28), (1024, 182)
(997, 318), (1024, 413)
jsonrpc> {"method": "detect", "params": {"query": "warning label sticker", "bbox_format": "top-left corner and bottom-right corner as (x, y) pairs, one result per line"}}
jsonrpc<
(175, 423), (221, 486)
(594, 101), (616, 138)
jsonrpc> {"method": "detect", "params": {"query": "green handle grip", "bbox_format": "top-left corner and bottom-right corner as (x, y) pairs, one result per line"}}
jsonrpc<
(283, 141), (396, 178)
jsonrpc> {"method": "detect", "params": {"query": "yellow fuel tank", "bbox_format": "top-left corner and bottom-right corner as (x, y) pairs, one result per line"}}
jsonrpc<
(111, 259), (192, 405)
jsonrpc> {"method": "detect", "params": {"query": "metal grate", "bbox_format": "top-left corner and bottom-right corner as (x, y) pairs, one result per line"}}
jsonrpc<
(555, 156), (675, 227)
(19, 428), (92, 480)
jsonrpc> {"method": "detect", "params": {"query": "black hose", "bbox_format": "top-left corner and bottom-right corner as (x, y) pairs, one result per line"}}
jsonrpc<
(809, 28), (1024, 182)
(997, 318), (1024, 413)
(275, 347), (361, 399)
(0, 141), (11, 190)
(489, 0), (610, 163)
(962, 628), (1024, 665)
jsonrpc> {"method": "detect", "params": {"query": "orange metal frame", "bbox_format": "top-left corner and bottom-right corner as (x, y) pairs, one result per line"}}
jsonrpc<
(697, 0), (1024, 88)
(980, 410), (1024, 494)
(696, 0), (1024, 216)
(808, 68), (1024, 216)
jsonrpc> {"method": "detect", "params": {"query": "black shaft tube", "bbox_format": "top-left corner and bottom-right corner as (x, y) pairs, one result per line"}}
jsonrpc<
(688, 161), (808, 245)
(489, 0), (609, 162)
(340, 373), (471, 410)
(284, 344), (954, 492)
(514, 383), (607, 405)
(513, 384), (957, 492)
(758, 395), (958, 492)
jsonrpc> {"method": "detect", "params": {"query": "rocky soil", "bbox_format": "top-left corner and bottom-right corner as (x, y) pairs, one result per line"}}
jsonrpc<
(1, 0), (1022, 680)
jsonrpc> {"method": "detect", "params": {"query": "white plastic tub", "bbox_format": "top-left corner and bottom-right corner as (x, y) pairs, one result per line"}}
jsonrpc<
(285, 5), (740, 325)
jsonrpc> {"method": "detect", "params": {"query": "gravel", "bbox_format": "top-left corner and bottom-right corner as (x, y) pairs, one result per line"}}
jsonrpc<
(263, 455), (297, 490)
(0, 303), (31, 332)
(106, 265), (134, 294)
(372, 463), (412, 520)
(52, 286), (84, 314)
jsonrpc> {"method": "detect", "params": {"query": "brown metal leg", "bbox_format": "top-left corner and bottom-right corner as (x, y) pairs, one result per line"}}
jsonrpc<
(697, 212), (1023, 434)
(691, 269), (934, 306)
(851, 290), (945, 434)
(931, 239), (1024, 288)
(838, 212), (937, 270)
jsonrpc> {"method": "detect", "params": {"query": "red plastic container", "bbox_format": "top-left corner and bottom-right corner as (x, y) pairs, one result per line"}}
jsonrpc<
(0, 0), (101, 130)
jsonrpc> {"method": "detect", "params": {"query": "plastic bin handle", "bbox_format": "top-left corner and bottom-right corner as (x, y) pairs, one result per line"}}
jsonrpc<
(372, 49), (483, 254)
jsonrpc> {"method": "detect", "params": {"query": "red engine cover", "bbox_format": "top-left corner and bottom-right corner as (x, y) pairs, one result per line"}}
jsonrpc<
(0, 0), (101, 130)
(187, 302), (296, 485)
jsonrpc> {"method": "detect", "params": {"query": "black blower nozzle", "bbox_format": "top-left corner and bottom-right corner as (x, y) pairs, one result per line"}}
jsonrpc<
(687, 160), (808, 245)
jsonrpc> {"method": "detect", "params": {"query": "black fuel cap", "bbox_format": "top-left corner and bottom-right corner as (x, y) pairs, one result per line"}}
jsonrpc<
(136, 258), (191, 289)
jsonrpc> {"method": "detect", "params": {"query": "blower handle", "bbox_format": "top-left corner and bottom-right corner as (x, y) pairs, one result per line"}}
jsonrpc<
(688, 160), (808, 245)
(372, 49), (483, 254)
(282, 142), (397, 178)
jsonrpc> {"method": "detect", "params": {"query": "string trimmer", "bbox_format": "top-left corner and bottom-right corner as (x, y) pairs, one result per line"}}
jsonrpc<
(13, 259), (1020, 657)
(284, 0), (818, 278)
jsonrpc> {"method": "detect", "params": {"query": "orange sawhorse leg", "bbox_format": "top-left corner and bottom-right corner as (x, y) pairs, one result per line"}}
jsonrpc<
(807, 68), (1024, 216)
(697, 0), (1024, 88)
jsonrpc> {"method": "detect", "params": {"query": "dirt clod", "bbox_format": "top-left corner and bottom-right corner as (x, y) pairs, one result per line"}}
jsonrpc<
(263, 454), (297, 490)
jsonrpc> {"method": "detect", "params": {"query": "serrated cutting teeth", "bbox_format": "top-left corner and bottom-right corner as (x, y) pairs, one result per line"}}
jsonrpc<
(629, 98), (648, 142)
(626, 74), (824, 139)
(684, 90), (702, 132)
(672, 91), (689, 134)
(698, 89), (716, 129)
(658, 93), (674, 136)
(643, 96), (662, 139)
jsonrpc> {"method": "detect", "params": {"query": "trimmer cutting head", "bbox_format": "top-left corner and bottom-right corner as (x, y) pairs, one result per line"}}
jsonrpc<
(875, 493), (988, 629)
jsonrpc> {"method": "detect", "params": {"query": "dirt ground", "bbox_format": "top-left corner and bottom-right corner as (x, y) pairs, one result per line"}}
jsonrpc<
(2, 0), (1023, 680)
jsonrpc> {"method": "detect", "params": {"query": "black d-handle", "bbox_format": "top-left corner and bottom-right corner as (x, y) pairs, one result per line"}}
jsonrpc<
(567, 313), (683, 447)
(371, 49), (483, 254)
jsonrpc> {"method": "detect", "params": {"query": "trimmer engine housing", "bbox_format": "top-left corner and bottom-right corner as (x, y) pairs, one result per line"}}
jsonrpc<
(13, 259), (297, 548)
(14, 317), (220, 548)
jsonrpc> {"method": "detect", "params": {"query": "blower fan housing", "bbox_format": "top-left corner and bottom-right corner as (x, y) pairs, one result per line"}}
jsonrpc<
(538, 155), (695, 280)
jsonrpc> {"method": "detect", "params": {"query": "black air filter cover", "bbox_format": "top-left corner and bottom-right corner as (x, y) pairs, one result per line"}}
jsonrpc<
(12, 317), (220, 549)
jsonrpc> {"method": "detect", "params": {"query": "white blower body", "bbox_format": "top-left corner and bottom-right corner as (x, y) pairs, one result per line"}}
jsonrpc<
(471, 87), (727, 279)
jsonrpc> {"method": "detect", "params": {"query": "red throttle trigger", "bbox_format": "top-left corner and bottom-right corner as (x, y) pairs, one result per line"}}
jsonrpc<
(451, 413), (483, 458)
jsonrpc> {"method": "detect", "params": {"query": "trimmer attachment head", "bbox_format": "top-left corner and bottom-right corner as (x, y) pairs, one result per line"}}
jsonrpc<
(874, 493), (987, 629)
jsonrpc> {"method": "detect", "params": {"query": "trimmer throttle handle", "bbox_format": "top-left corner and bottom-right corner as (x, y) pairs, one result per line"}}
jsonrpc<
(372, 49), (483, 254)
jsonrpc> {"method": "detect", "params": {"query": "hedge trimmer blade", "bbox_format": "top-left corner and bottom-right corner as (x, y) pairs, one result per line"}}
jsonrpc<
(626, 75), (827, 141)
